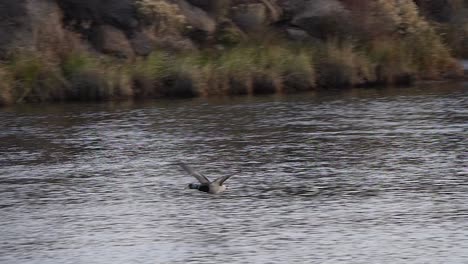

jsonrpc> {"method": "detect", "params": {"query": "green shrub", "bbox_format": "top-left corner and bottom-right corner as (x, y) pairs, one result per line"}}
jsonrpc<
(216, 20), (246, 47)
(132, 51), (171, 97)
(61, 53), (105, 101)
(61, 52), (97, 79)
(271, 47), (316, 93)
(132, 50), (201, 97)
(212, 46), (257, 95)
(163, 53), (204, 97)
(135, 0), (186, 34)
(197, 44), (316, 95)
(369, 0), (457, 79)
(61, 52), (133, 101)
(8, 54), (66, 103)
(403, 29), (456, 78)
(368, 39), (415, 84)
(316, 40), (375, 88)
(105, 64), (133, 99)
(0, 67), (14, 106)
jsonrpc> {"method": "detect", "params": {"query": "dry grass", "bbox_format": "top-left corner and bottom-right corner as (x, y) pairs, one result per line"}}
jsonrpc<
(1, 31), (458, 107)
(129, 44), (316, 98)
(0, 52), (133, 104)
(196, 44), (316, 95)
(0, 66), (14, 106)
(404, 30), (457, 78)
(315, 40), (376, 87)
(358, 0), (459, 79)
(0, 4), (461, 107)
(131, 51), (203, 98)
(61, 53), (133, 101)
(135, 0), (186, 34)
(6, 53), (67, 103)
(368, 39), (415, 84)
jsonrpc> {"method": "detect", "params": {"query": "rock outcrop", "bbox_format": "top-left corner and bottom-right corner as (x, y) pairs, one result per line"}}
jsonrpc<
(1, 0), (466, 60)
(58, 0), (138, 32)
(91, 25), (135, 58)
(289, 0), (350, 40)
(0, 0), (83, 59)
(0, 0), (29, 57)
(0, 0), (367, 58)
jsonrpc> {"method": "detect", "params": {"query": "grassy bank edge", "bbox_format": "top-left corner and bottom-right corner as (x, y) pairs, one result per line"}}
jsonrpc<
(0, 38), (462, 106)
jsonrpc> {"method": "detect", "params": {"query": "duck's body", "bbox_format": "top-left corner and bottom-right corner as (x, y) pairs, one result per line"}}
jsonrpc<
(187, 182), (227, 194)
(179, 162), (233, 194)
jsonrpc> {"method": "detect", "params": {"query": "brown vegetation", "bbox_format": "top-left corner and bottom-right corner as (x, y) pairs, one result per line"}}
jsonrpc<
(0, 0), (466, 106)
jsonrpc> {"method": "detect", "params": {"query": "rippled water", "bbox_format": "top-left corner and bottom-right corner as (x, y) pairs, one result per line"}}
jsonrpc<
(1, 83), (467, 264)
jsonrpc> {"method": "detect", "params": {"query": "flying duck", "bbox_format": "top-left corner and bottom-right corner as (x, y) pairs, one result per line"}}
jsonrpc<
(178, 162), (234, 194)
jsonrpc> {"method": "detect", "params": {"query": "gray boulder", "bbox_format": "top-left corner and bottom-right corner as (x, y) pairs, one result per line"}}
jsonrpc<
(289, 0), (350, 40)
(176, 0), (216, 33)
(58, 0), (138, 32)
(230, 0), (283, 32)
(0, 0), (29, 57)
(175, 0), (217, 43)
(91, 25), (134, 58)
(231, 3), (267, 31)
(286, 27), (309, 41)
(0, 0), (80, 58)
(130, 31), (155, 56)
(185, 0), (231, 17)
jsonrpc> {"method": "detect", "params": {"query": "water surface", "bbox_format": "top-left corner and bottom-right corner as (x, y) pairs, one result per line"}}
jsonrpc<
(1, 82), (467, 263)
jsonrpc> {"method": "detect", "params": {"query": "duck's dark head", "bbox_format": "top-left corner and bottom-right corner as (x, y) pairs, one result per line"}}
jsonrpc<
(186, 183), (200, 189)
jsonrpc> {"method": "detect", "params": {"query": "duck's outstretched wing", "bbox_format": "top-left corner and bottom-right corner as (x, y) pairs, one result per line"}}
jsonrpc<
(213, 174), (234, 186)
(178, 162), (210, 184)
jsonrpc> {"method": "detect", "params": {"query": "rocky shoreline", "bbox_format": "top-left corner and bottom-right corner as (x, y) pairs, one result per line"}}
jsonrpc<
(0, 0), (466, 106)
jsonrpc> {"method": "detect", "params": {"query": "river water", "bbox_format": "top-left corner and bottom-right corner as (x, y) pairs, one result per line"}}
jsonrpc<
(1, 82), (467, 264)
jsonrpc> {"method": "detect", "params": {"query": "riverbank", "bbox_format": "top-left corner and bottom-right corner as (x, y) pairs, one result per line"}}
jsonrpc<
(0, 42), (463, 106)
(0, 0), (466, 106)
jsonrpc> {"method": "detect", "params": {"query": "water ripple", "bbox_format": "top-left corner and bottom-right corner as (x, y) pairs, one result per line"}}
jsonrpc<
(0, 84), (467, 263)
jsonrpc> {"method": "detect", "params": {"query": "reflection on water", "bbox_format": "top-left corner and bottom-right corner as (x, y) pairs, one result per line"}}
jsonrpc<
(1, 83), (467, 263)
